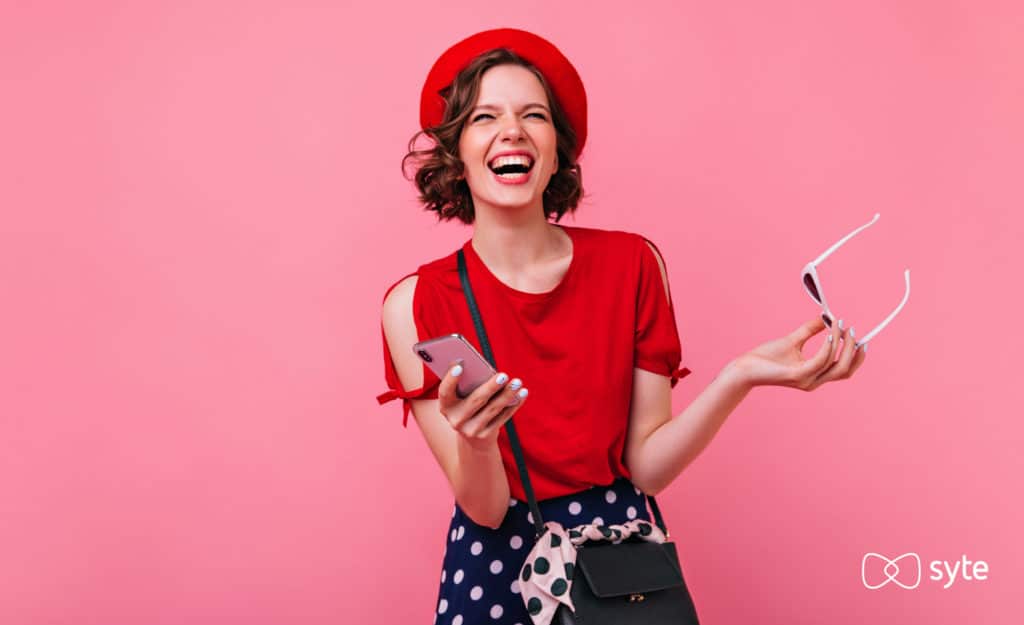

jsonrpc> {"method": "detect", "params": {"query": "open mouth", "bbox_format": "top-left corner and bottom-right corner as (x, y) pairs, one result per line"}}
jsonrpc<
(488, 155), (535, 180)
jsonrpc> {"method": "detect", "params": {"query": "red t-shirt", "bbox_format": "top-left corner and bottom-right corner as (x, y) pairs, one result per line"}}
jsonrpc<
(376, 224), (692, 501)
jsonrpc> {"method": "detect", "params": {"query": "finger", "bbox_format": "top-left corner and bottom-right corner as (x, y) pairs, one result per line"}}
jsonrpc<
(815, 324), (858, 384)
(467, 378), (524, 430)
(839, 325), (860, 373)
(450, 371), (511, 429)
(848, 340), (868, 376)
(790, 315), (828, 349)
(794, 319), (837, 381)
(822, 318), (843, 371)
(437, 360), (465, 411)
(482, 387), (529, 436)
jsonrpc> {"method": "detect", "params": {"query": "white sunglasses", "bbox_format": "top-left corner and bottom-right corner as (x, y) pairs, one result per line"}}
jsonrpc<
(801, 213), (910, 349)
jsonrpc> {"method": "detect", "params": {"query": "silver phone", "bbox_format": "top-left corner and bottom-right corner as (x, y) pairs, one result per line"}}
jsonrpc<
(412, 333), (497, 399)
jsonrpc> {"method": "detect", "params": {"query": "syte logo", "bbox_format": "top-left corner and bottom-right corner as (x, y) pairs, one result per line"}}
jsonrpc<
(862, 552), (990, 590)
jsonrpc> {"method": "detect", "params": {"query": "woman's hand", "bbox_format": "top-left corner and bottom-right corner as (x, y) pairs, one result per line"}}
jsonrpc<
(734, 316), (867, 390)
(437, 364), (529, 449)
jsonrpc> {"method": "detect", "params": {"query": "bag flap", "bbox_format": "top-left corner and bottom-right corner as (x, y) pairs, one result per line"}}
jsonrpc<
(575, 541), (683, 598)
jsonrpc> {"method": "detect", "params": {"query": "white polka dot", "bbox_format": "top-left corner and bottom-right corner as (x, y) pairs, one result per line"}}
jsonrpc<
(510, 535), (524, 550)
(490, 559), (503, 574)
(470, 586), (483, 600)
(490, 604), (504, 619)
(605, 490), (617, 504)
(470, 541), (483, 555)
(453, 616), (463, 625)
(568, 501), (582, 515)
(634, 486), (642, 496)
(438, 599), (448, 614)
(626, 506), (638, 520)
(456, 526), (465, 540)
(454, 569), (464, 584)
(526, 511), (533, 524)
(509, 498), (518, 507)
(592, 516), (604, 526)
(450, 528), (457, 542)
(453, 505), (457, 517)
(441, 569), (446, 583)
(510, 580), (521, 594)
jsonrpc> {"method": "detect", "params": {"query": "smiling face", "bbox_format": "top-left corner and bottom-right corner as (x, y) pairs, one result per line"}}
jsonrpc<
(457, 63), (559, 217)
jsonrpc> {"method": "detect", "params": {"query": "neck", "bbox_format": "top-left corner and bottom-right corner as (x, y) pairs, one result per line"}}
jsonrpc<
(470, 206), (568, 273)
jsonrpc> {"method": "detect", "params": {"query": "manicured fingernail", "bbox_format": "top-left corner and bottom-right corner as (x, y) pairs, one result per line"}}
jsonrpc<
(828, 334), (833, 343)
(851, 327), (856, 338)
(838, 319), (844, 330)
(495, 372), (509, 385)
(517, 388), (529, 399)
(451, 364), (463, 377)
(863, 343), (868, 353)
(509, 378), (522, 391)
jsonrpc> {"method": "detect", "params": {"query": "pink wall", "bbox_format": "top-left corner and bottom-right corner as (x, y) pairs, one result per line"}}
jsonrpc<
(2, 1), (1021, 624)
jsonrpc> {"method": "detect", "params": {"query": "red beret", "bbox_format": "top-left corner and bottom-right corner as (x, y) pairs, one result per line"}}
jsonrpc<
(419, 28), (588, 160)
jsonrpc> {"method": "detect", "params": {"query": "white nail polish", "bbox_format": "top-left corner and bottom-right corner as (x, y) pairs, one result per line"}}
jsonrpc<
(828, 334), (833, 343)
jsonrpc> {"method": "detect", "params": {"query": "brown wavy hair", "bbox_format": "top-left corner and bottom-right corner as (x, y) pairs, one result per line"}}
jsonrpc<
(402, 48), (585, 224)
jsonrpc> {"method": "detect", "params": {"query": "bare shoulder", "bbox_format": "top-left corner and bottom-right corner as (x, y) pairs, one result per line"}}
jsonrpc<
(641, 239), (670, 301)
(381, 274), (422, 390)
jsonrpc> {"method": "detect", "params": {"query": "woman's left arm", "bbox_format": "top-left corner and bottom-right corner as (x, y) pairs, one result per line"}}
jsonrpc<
(624, 316), (866, 496)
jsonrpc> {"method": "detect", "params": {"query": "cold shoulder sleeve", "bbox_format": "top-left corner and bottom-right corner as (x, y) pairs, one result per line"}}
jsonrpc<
(376, 272), (442, 427)
(633, 235), (692, 388)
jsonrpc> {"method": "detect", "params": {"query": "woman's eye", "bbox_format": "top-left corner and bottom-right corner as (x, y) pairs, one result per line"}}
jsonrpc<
(471, 112), (547, 122)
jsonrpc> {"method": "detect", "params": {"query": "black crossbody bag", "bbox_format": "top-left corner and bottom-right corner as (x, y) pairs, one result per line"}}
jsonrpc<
(457, 249), (701, 625)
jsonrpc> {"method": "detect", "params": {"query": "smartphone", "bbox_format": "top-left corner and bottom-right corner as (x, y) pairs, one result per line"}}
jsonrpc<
(412, 333), (497, 399)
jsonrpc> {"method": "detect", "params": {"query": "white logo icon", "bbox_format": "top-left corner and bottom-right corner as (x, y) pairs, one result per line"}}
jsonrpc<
(862, 552), (921, 589)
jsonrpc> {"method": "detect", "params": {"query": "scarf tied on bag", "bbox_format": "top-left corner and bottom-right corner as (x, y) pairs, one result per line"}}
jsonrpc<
(518, 518), (667, 625)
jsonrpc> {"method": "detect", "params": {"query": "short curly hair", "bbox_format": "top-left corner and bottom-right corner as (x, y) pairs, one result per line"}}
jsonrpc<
(402, 48), (585, 225)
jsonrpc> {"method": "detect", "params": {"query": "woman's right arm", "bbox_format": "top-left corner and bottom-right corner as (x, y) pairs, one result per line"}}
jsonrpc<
(381, 275), (528, 529)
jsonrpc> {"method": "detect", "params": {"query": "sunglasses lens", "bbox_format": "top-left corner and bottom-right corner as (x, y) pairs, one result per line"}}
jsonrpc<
(803, 273), (822, 303)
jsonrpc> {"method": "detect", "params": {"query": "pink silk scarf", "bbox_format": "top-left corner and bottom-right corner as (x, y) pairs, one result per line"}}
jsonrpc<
(518, 518), (667, 625)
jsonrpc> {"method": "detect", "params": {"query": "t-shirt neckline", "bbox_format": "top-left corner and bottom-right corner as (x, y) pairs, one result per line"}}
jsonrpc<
(462, 224), (578, 301)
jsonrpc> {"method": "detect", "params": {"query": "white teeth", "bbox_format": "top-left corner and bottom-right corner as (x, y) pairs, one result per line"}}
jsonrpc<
(489, 155), (533, 169)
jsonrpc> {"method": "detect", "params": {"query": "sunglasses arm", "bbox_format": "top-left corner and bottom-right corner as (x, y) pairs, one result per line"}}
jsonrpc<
(812, 213), (881, 266)
(855, 269), (911, 348)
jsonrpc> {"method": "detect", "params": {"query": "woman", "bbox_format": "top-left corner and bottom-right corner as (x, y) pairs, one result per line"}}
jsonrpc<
(377, 28), (866, 625)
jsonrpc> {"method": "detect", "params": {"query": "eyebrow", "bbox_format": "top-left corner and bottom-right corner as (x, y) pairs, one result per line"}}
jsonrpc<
(471, 103), (550, 113)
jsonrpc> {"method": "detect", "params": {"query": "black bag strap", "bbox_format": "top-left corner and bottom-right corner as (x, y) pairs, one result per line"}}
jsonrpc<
(457, 248), (670, 541)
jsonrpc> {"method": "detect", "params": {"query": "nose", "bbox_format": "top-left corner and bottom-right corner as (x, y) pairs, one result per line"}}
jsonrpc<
(498, 116), (525, 141)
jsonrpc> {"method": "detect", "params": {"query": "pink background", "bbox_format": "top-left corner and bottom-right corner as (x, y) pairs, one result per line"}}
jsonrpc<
(2, 1), (1021, 624)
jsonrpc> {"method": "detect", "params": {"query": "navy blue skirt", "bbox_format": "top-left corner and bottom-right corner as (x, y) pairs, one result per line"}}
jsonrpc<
(432, 477), (653, 625)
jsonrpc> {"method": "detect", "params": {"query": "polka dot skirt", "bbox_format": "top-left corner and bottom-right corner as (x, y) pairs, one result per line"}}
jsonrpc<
(432, 477), (653, 625)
